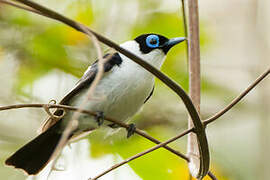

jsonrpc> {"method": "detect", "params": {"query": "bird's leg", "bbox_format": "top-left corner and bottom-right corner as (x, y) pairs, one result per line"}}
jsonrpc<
(126, 123), (136, 138)
(95, 111), (104, 126)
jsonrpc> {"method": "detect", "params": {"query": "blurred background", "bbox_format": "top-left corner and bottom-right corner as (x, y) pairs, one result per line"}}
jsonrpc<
(0, 0), (269, 179)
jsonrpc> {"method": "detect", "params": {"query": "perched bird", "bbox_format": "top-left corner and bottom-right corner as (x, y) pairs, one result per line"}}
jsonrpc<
(5, 33), (185, 175)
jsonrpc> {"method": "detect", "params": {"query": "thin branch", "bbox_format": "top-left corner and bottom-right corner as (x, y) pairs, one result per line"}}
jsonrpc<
(132, 129), (189, 161)
(204, 67), (270, 125)
(180, 0), (189, 57)
(181, 0), (188, 41)
(89, 128), (193, 180)
(0, 103), (188, 160)
(207, 171), (218, 180)
(83, 34), (110, 100)
(48, 32), (106, 177)
(90, 126), (215, 180)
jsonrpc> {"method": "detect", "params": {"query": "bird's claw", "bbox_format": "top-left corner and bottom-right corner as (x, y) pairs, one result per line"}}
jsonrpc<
(95, 111), (104, 126)
(126, 123), (136, 138)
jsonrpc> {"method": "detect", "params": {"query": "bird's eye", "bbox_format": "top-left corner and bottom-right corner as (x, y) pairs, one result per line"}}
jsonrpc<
(146, 35), (159, 48)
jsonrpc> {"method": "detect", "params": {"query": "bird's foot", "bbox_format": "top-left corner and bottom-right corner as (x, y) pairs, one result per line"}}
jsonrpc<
(126, 123), (136, 138)
(95, 111), (104, 126)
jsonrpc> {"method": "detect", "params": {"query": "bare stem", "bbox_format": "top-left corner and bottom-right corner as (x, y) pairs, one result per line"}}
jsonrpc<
(90, 128), (193, 180)
(204, 67), (270, 125)
(180, 0), (189, 57)
(207, 171), (218, 180)
(185, 0), (210, 178)
(47, 29), (106, 178)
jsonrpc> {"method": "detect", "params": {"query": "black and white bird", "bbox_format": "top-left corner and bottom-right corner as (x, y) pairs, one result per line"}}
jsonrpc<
(5, 33), (185, 175)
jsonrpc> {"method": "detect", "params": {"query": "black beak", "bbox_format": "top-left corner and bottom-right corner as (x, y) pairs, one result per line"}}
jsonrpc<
(161, 37), (186, 54)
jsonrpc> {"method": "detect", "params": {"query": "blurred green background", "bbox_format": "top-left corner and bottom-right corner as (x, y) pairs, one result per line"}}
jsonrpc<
(0, 0), (269, 180)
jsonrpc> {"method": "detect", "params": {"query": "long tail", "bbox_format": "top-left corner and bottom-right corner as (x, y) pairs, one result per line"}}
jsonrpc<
(5, 121), (66, 175)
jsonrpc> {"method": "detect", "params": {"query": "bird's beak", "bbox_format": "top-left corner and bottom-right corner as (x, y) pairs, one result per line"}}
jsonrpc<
(165, 37), (186, 47)
(160, 37), (186, 54)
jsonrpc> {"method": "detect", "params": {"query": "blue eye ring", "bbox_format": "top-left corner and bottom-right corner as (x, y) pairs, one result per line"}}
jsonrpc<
(146, 35), (159, 48)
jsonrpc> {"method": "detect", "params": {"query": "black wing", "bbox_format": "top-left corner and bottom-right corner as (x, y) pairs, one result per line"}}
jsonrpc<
(41, 52), (122, 131)
(60, 53), (122, 105)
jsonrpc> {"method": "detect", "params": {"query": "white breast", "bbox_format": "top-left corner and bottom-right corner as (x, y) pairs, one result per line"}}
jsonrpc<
(64, 40), (166, 131)
(73, 55), (154, 121)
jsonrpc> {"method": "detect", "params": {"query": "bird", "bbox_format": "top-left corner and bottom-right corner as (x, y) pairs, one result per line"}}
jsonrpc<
(5, 33), (185, 175)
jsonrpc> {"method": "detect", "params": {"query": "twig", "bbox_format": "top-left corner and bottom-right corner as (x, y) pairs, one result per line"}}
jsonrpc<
(132, 129), (189, 161)
(204, 67), (270, 125)
(186, 0), (210, 178)
(181, 0), (188, 41)
(0, 103), (188, 160)
(207, 171), (218, 180)
(180, 0), (189, 57)
(84, 34), (106, 99)
(43, 100), (65, 121)
(47, 31), (106, 177)
(89, 128), (193, 180)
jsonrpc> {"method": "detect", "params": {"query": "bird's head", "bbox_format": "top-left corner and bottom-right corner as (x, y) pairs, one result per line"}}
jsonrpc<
(120, 33), (186, 69)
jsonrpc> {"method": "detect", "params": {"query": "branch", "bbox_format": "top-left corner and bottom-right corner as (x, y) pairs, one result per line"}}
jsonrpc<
(185, 0), (210, 178)
(0, 103), (188, 160)
(204, 67), (270, 125)
(47, 31), (107, 178)
(207, 171), (218, 180)
(89, 128), (193, 180)
(180, 0), (188, 57)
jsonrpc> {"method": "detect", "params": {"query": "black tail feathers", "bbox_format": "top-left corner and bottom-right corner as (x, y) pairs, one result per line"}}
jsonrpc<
(5, 121), (64, 175)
